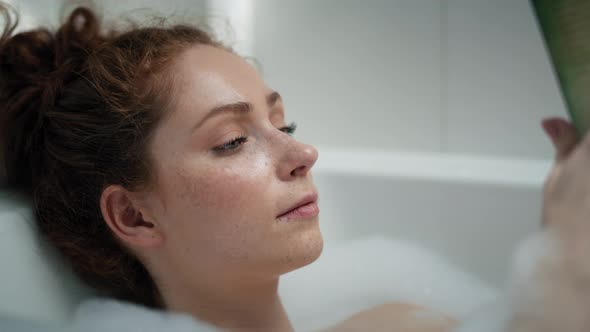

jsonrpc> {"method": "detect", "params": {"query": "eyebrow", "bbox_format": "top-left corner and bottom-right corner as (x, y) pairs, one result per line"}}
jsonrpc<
(192, 91), (283, 131)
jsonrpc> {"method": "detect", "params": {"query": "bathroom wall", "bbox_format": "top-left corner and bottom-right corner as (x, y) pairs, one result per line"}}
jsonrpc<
(6, 0), (567, 160)
(246, 0), (567, 160)
(445, 0), (566, 159)
(5, 0), (209, 31)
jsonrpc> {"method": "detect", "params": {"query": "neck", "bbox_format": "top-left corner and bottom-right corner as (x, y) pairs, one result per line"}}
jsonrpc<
(159, 274), (294, 332)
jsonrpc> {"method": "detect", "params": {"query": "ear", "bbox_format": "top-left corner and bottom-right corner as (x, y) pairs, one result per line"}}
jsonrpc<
(100, 184), (164, 248)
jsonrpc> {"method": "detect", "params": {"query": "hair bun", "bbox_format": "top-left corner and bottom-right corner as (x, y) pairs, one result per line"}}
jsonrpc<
(0, 5), (103, 188)
(1, 6), (103, 89)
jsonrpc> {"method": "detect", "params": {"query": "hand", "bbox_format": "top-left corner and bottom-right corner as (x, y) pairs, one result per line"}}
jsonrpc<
(541, 117), (578, 226)
(506, 117), (590, 332)
(540, 117), (590, 256)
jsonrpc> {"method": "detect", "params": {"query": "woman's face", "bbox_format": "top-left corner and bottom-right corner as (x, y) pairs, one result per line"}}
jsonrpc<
(142, 45), (323, 286)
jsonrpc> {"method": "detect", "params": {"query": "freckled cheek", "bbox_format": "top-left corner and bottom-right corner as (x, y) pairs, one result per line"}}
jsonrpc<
(174, 167), (272, 217)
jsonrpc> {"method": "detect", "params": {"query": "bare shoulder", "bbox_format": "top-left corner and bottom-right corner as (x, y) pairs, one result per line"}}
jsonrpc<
(320, 302), (458, 332)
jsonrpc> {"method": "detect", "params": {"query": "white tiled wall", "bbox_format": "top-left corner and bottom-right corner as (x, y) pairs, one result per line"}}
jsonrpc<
(8, 0), (568, 160)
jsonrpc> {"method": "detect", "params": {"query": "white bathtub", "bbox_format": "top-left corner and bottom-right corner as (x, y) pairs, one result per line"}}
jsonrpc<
(311, 147), (551, 287)
(0, 147), (553, 330)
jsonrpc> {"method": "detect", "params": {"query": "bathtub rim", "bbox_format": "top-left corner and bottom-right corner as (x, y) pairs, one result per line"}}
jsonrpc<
(314, 147), (552, 188)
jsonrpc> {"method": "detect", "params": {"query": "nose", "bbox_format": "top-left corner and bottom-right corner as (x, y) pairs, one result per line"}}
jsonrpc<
(278, 140), (319, 180)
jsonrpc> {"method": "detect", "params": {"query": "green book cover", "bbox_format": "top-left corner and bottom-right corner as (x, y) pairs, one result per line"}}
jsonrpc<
(532, 0), (590, 136)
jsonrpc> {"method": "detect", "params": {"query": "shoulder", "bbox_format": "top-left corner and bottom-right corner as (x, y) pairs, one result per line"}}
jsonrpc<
(321, 302), (457, 332)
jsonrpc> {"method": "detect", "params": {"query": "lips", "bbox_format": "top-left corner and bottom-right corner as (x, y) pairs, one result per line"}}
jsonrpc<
(277, 192), (319, 221)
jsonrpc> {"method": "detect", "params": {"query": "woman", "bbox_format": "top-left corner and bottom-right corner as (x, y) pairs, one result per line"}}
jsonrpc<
(0, 3), (586, 332)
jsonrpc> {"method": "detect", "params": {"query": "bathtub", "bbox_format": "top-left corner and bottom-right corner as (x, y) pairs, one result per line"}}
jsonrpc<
(311, 147), (551, 288)
(0, 147), (553, 330)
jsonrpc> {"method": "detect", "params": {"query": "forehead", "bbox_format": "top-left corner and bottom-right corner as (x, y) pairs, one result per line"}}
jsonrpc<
(170, 45), (267, 109)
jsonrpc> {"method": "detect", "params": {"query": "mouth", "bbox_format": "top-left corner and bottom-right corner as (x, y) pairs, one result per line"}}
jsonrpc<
(276, 192), (320, 222)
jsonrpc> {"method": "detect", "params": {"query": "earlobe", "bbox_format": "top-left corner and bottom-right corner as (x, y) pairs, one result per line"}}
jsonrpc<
(100, 185), (163, 248)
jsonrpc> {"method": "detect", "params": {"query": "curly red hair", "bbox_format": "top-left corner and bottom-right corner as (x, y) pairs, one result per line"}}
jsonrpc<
(0, 2), (225, 308)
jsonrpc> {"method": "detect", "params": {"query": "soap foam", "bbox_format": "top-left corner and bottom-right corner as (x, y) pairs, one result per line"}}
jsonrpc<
(67, 298), (217, 332)
(0, 300), (217, 332)
(279, 235), (499, 332)
(455, 230), (569, 332)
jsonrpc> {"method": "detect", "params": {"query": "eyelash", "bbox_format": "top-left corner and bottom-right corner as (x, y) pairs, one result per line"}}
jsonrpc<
(280, 122), (297, 135)
(212, 122), (297, 154)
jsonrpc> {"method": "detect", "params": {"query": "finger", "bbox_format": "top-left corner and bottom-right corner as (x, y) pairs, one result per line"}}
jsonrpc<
(542, 117), (578, 161)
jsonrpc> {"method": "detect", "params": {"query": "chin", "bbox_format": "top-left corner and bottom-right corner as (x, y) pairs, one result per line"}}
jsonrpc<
(279, 228), (324, 275)
(301, 231), (324, 266)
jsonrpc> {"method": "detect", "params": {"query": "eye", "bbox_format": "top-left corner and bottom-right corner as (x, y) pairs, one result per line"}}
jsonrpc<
(212, 136), (248, 154)
(279, 122), (297, 136)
